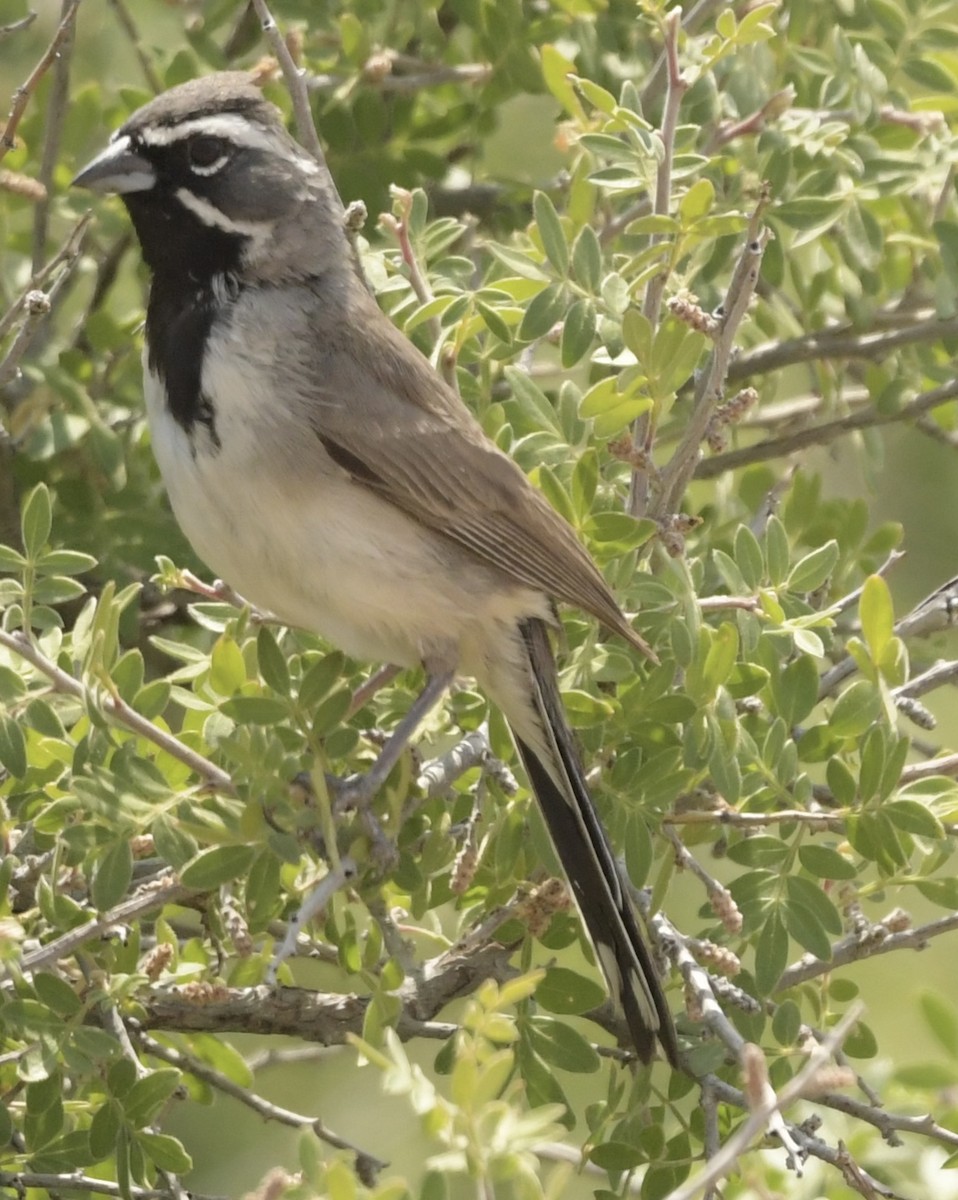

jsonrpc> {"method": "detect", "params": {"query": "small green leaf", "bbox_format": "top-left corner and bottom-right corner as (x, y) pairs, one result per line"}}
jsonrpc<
(92, 841), (133, 912)
(786, 540), (839, 594)
(209, 634), (247, 696)
(754, 907), (788, 995)
(798, 844), (856, 880)
(883, 799), (943, 839)
(35, 549), (98, 575)
(220, 696), (290, 724)
(536, 966), (606, 1015)
(860, 574), (894, 660)
(560, 298), (597, 367)
(519, 283), (567, 341)
(679, 178), (715, 224)
(920, 991), (958, 1059)
(136, 1131), (193, 1173)
(829, 680), (880, 738)
(180, 845), (255, 889)
(21, 484), (52, 558)
(0, 713), (27, 778)
(588, 1141), (645, 1172)
(733, 525), (764, 590)
(299, 652), (346, 710)
(533, 191), (569, 275)
(256, 627), (291, 696)
(571, 225), (602, 291)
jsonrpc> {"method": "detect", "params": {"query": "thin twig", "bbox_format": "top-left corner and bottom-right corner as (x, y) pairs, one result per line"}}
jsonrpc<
(665, 1006), (863, 1200)
(31, 0), (77, 272)
(133, 1030), (388, 1180)
(628, 7), (686, 517)
(0, 0), (82, 165)
(728, 310), (958, 383)
(13, 876), (191, 977)
(0, 628), (232, 790)
(0, 211), (92, 386)
(655, 197), (770, 515)
(776, 911), (958, 991)
(105, 0), (164, 94)
(0, 1173), (222, 1200)
(697, 376), (958, 479)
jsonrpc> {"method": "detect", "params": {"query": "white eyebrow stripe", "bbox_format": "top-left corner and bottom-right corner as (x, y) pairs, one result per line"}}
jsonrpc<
(129, 114), (281, 154)
(174, 187), (272, 238)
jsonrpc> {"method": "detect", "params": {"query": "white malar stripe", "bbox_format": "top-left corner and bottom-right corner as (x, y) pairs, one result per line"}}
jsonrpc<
(174, 187), (272, 240)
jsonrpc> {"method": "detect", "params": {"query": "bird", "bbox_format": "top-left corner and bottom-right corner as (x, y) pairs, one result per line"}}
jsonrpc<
(73, 71), (679, 1066)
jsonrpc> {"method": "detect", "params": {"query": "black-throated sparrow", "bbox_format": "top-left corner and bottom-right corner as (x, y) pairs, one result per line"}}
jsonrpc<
(73, 72), (678, 1065)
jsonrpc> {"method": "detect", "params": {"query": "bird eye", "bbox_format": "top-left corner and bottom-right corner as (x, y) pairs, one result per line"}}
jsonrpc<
(187, 135), (227, 171)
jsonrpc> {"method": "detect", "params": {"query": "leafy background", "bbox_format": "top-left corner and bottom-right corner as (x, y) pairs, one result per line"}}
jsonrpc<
(4, 1), (958, 1198)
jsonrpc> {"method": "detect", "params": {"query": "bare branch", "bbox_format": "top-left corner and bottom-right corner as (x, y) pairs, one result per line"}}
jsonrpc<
(31, 0), (78, 272)
(655, 199), (770, 515)
(134, 1030), (387, 1181)
(0, 0), (82, 166)
(776, 911), (958, 991)
(14, 876), (191, 978)
(697, 376), (958, 479)
(105, 0), (164, 94)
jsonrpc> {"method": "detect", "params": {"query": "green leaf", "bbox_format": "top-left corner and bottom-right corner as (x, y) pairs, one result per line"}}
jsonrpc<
(518, 283), (567, 341)
(92, 840), (134, 912)
(21, 484), (52, 558)
(781, 898), (832, 961)
(136, 1130), (193, 1173)
(0, 543), (27, 570)
(505, 365), (562, 434)
(299, 652), (346, 710)
(785, 874), (842, 934)
(920, 991), (958, 1059)
(35, 549), (98, 575)
(560, 298), (597, 367)
(220, 696), (290, 725)
(588, 1141), (645, 1171)
(210, 634), (247, 696)
(533, 191), (569, 275)
(527, 1017), (600, 1073)
(256, 626), (291, 696)
(763, 516), (790, 586)
(772, 654), (820, 726)
(860, 574), (894, 659)
(0, 713), (27, 778)
(798, 844), (856, 880)
(884, 798), (943, 839)
(120, 1071), (181, 1129)
(571, 225), (602, 291)
(733, 525), (764, 590)
(536, 966), (606, 1015)
(754, 907), (788, 995)
(33, 973), (82, 1018)
(786, 540), (839, 594)
(180, 845), (255, 889)
(829, 680), (880, 739)
(679, 178), (715, 224)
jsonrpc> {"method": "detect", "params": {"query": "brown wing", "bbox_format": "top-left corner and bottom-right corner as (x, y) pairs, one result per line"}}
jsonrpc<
(300, 293), (651, 656)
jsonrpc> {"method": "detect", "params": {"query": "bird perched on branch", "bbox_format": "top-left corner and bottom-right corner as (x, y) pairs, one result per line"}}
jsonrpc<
(74, 72), (678, 1065)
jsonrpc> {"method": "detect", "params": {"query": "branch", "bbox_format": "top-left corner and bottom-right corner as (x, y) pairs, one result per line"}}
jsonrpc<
(105, 0), (163, 94)
(133, 1030), (387, 1183)
(0, 628), (233, 790)
(655, 198), (770, 515)
(666, 1006), (864, 1200)
(727, 310), (958, 383)
(30, 0), (78, 272)
(0, 0), (82, 166)
(140, 942), (516, 1044)
(0, 212), (92, 389)
(307, 57), (491, 94)
(13, 876), (191, 977)
(776, 911), (958, 991)
(697, 376), (958, 479)
(0, 1173), (222, 1200)
(628, 6), (686, 517)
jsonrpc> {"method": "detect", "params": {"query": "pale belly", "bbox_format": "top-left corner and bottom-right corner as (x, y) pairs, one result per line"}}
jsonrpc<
(142, 367), (546, 674)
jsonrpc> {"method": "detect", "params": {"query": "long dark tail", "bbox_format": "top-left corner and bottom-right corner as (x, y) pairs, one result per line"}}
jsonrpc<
(484, 617), (678, 1065)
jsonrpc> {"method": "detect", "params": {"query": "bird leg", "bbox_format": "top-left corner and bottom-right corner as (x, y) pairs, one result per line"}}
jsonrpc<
(330, 669), (455, 811)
